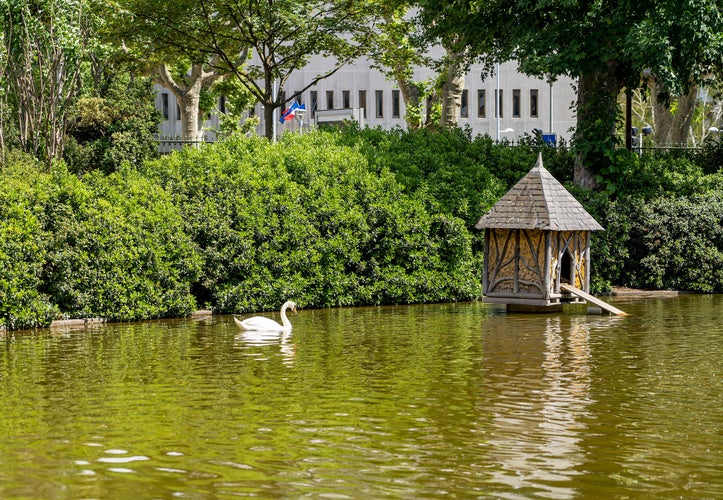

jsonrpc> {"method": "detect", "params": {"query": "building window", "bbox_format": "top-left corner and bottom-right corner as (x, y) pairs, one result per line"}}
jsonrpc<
(343, 90), (351, 109)
(176, 104), (181, 120)
(326, 90), (334, 110)
(495, 89), (503, 118)
(530, 89), (539, 118)
(392, 89), (400, 118)
(310, 91), (318, 118)
(359, 90), (367, 119)
(162, 93), (169, 120)
(375, 90), (384, 118)
(460, 89), (469, 118)
(219, 95), (227, 114)
(512, 89), (521, 118)
(477, 89), (486, 118)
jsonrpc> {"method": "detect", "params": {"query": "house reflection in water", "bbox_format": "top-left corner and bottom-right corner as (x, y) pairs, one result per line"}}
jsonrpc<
(481, 314), (598, 498)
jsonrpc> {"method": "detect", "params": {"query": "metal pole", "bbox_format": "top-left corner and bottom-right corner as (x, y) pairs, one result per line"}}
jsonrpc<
(549, 78), (554, 134)
(496, 63), (500, 141)
(272, 79), (278, 142)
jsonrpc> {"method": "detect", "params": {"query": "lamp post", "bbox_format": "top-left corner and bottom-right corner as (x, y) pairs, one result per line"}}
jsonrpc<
(272, 79), (278, 142)
(548, 77), (554, 136)
(295, 109), (306, 134)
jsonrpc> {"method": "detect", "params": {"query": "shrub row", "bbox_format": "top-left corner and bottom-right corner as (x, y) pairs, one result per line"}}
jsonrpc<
(1, 131), (484, 329)
(1, 153), (200, 329)
(140, 132), (482, 314)
(2, 128), (721, 329)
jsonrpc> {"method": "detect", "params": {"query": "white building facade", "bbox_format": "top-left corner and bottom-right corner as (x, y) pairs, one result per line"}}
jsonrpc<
(156, 58), (577, 144)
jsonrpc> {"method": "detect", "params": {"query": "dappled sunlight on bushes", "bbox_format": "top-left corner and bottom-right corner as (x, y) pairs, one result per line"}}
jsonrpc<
(2, 127), (722, 329)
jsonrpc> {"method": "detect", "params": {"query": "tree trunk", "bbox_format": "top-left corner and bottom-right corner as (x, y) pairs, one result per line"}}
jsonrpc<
(264, 103), (276, 140)
(177, 91), (202, 143)
(649, 77), (674, 145)
(398, 79), (422, 130)
(439, 49), (465, 128)
(156, 63), (219, 144)
(649, 77), (697, 146)
(670, 84), (697, 145)
(573, 64), (624, 188)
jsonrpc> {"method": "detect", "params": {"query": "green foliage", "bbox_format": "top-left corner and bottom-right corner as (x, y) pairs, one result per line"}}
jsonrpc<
(333, 126), (505, 226)
(3, 124), (723, 329)
(0, 154), (59, 329)
(41, 167), (201, 321)
(605, 194), (723, 293)
(142, 131), (482, 312)
(698, 139), (723, 175)
(212, 77), (259, 139)
(596, 149), (723, 199)
(418, 0), (723, 186)
(333, 126), (576, 228)
(579, 157), (723, 293)
(1, 0), (86, 164)
(64, 76), (160, 174)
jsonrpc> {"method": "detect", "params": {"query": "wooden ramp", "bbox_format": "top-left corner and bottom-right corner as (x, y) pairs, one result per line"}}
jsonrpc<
(560, 284), (630, 316)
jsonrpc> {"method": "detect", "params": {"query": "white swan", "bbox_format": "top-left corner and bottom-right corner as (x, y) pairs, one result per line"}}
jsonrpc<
(233, 301), (297, 332)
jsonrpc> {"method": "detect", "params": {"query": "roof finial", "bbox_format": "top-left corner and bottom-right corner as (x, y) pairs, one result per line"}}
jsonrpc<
(535, 152), (544, 169)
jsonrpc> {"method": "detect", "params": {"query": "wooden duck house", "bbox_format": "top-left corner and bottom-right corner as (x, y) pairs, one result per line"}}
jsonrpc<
(475, 154), (604, 312)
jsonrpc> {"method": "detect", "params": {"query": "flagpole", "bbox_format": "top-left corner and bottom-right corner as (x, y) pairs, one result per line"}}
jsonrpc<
(272, 79), (278, 143)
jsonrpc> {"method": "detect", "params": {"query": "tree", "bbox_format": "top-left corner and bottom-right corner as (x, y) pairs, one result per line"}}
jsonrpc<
(100, 0), (239, 143)
(155, 61), (221, 143)
(197, 0), (377, 139)
(366, 3), (470, 130)
(366, 2), (429, 129)
(646, 78), (699, 146)
(113, 0), (376, 140)
(0, 0), (86, 166)
(419, 0), (723, 188)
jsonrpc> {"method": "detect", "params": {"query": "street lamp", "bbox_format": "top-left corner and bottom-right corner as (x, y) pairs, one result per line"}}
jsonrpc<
(295, 108), (306, 134)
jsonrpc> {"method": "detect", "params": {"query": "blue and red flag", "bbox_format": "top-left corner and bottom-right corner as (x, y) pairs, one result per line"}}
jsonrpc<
(279, 101), (305, 123)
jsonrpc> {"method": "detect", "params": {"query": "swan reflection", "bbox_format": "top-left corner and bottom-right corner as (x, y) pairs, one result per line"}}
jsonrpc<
(235, 329), (295, 365)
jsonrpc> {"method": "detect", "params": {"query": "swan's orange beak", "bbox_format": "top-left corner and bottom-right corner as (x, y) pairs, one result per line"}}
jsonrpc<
(292, 305), (298, 314)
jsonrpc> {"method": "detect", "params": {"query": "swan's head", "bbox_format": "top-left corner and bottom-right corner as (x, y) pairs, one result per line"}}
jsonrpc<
(283, 300), (298, 314)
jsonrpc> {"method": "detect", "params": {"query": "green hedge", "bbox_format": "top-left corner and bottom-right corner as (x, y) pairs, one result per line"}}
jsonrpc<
(41, 167), (201, 321)
(591, 193), (723, 293)
(580, 152), (723, 293)
(2, 127), (722, 329)
(1, 158), (200, 328)
(0, 155), (58, 329)
(141, 132), (482, 313)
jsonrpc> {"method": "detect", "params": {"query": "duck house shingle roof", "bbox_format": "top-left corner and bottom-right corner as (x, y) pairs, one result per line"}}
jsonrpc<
(475, 154), (604, 231)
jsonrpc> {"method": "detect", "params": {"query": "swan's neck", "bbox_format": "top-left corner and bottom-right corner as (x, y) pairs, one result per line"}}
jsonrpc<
(280, 306), (292, 329)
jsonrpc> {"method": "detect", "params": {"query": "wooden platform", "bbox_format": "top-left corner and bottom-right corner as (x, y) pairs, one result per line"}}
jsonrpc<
(560, 284), (629, 316)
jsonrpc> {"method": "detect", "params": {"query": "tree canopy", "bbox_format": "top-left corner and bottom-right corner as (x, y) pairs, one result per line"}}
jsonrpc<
(419, 0), (723, 187)
(108, 0), (379, 139)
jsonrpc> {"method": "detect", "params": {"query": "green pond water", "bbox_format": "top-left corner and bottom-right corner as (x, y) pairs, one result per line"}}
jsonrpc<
(0, 295), (721, 499)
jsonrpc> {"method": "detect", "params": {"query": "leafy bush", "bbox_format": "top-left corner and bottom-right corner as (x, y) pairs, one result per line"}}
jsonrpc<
(621, 194), (723, 292)
(142, 132), (482, 312)
(334, 125), (576, 227)
(64, 76), (160, 174)
(4, 124), (723, 329)
(41, 166), (201, 321)
(0, 155), (59, 329)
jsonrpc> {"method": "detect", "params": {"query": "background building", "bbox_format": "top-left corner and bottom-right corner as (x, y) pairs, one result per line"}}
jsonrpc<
(156, 58), (577, 144)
